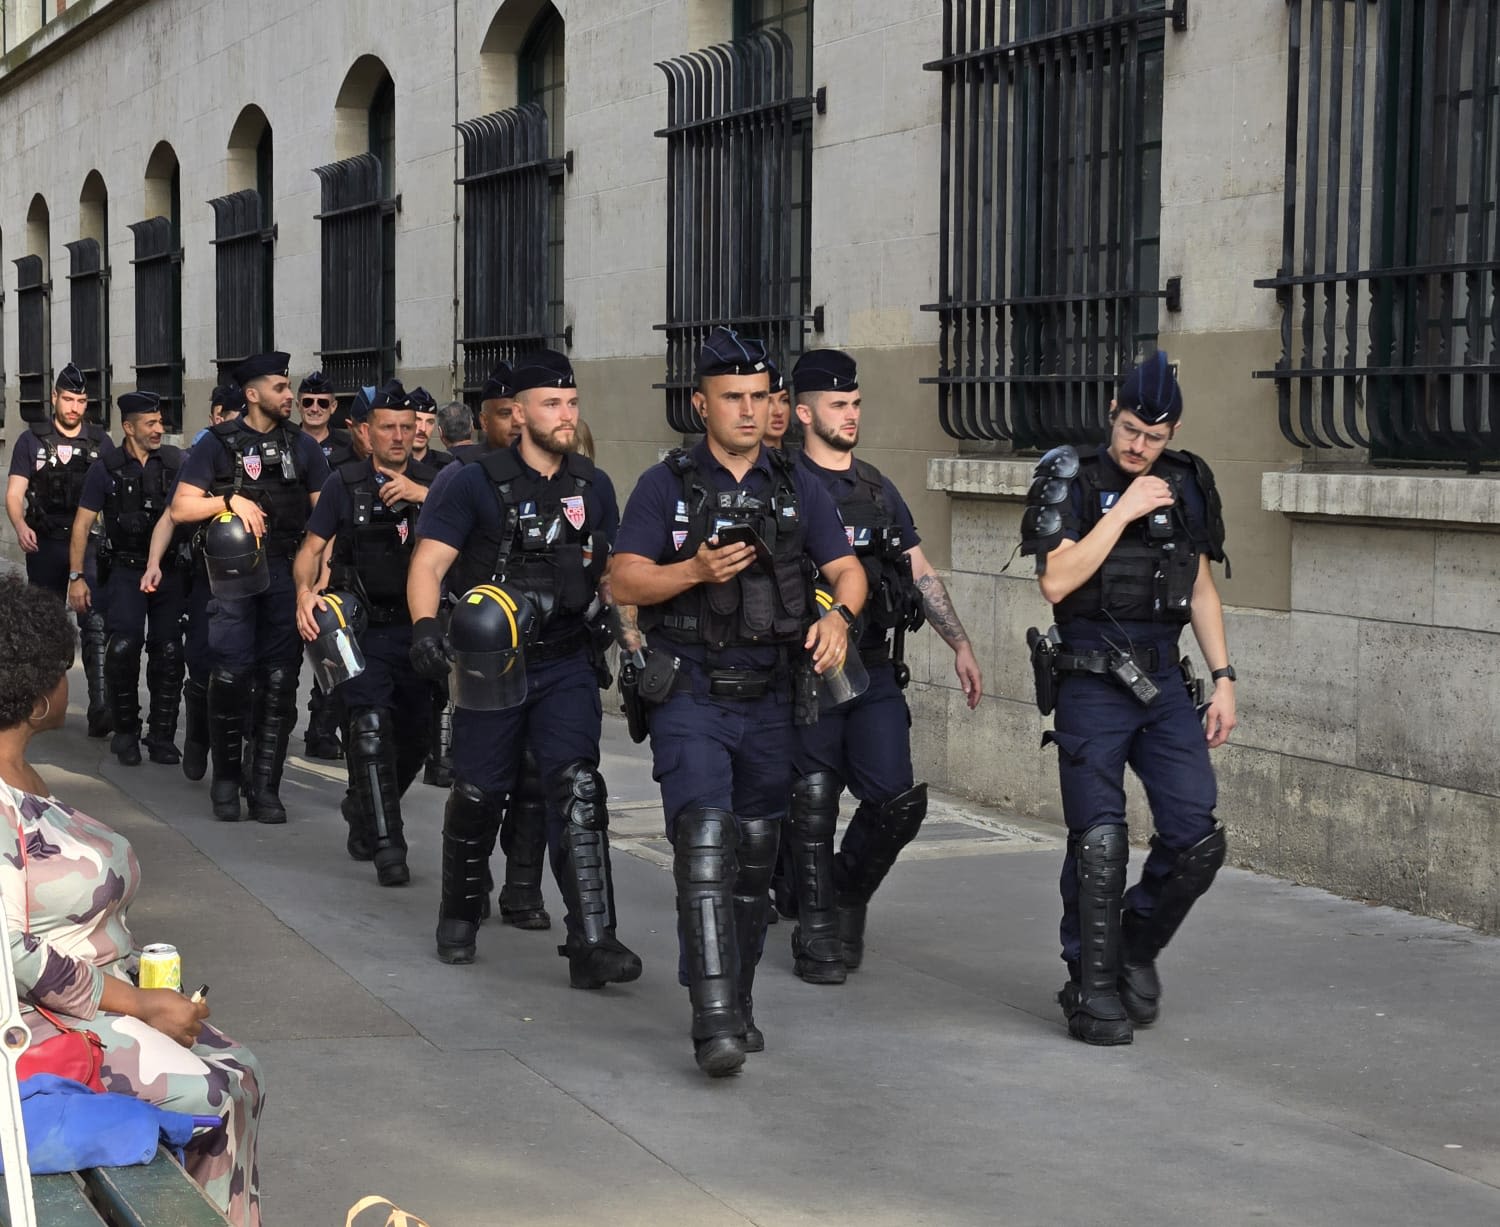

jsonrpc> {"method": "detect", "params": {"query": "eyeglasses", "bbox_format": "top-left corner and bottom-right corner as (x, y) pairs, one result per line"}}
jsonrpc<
(301, 396), (334, 409)
(1115, 419), (1172, 449)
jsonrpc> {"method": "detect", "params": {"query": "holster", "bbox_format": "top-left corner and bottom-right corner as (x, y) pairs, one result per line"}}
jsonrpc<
(1180, 656), (1207, 709)
(1027, 626), (1061, 716)
(618, 660), (650, 745)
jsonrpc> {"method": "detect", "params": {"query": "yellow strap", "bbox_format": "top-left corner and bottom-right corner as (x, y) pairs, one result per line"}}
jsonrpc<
(345, 1195), (432, 1227)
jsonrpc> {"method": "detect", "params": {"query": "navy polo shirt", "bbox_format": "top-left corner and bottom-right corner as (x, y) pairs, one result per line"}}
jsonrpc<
(797, 453), (921, 552)
(615, 440), (855, 669)
(8, 425), (115, 480)
(176, 419), (330, 494)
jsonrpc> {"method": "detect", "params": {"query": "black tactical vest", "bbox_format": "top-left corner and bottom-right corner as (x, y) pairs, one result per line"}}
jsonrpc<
(329, 458), (435, 622)
(101, 447), (184, 568)
(447, 448), (605, 638)
(638, 448), (812, 651)
(826, 458), (922, 634)
(1053, 450), (1224, 627)
(24, 421), (110, 539)
(208, 420), (313, 555)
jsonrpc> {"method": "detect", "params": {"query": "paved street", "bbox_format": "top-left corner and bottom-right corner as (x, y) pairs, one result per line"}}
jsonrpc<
(34, 666), (1500, 1226)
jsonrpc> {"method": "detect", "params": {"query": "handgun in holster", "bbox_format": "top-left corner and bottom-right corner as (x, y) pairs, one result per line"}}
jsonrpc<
(1026, 625), (1063, 716)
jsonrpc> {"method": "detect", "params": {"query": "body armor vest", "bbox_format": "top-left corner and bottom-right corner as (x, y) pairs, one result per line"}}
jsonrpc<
(329, 458), (435, 623)
(828, 458), (922, 634)
(208, 419), (313, 555)
(101, 446), (184, 569)
(24, 421), (110, 539)
(638, 448), (812, 651)
(1053, 450), (1221, 627)
(447, 448), (605, 639)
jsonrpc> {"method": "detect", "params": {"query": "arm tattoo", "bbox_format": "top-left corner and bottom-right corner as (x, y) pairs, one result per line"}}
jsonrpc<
(916, 573), (970, 649)
(615, 603), (644, 651)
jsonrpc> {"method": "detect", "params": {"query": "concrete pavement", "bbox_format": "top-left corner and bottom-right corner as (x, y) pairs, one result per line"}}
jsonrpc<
(33, 666), (1500, 1226)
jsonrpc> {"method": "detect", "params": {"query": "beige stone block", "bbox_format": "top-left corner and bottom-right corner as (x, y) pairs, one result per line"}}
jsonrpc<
(878, 232), (940, 348)
(1433, 531), (1500, 635)
(1425, 785), (1500, 933)
(1355, 622), (1500, 796)
(880, 17), (943, 134)
(1291, 521), (1435, 623)
(1213, 459), (1293, 613)
(1167, 4), (1286, 75)
(1231, 53), (1290, 198)
(991, 578), (1053, 707)
(811, 130), (920, 248)
(942, 569), (997, 686)
(949, 499), (1025, 577)
(944, 693), (1045, 817)
(1161, 67), (1236, 207)
(811, 247), (882, 351)
(906, 683), (951, 790)
(1226, 608), (1358, 764)
(1211, 742), (1285, 877)
(814, 30), (889, 148)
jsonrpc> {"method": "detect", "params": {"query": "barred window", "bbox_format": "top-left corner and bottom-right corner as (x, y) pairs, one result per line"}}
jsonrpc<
(655, 9), (819, 433)
(520, 5), (567, 355)
(924, 1), (1182, 448)
(65, 238), (110, 428)
(212, 121), (275, 383)
(1255, 0), (1499, 469)
(134, 148), (185, 432)
(14, 253), (47, 424)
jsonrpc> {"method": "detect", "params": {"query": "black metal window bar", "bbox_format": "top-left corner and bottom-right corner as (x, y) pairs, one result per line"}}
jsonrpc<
(129, 217), (185, 432)
(209, 189), (276, 384)
(1254, 0), (1499, 470)
(456, 104), (567, 406)
(313, 153), (399, 397)
(64, 238), (111, 428)
(923, 1), (1185, 448)
(655, 27), (821, 434)
(14, 254), (51, 423)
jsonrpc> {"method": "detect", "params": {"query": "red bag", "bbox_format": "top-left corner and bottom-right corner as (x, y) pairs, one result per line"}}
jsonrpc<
(17, 1006), (107, 1092)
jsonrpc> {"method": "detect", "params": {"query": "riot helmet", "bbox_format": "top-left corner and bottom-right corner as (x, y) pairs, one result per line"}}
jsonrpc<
(305, 591), (368, 693)
(448, 583), (537, 711)
(203, 512), (269, 599)
(812, 586), (869, 710)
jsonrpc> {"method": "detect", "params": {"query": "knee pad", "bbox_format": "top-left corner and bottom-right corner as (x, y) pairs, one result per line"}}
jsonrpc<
(789, 771), (841, 837)
(673, 808), (738, 886)
(105, 635), (143, 673)
(347, 707), (390, 760)
(80, 610), (107, 641)
(1076, 823), (1129, 896)
(445, 779), (500, 842)
(733, 817), (779, 895)
(1156, 823), (1228, 894)
(550, 759), (608, 830)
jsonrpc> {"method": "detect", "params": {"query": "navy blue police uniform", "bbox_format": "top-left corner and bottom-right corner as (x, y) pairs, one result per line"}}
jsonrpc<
(177, 352), (330, 824)
(613, 327), (855, 1074)
(1021, 351), (1230, 1046)
(413, 349), (642, 988)
(77, 392), (191, 767)
(9, 363), (116, 735)
(781, 349), (930, 985)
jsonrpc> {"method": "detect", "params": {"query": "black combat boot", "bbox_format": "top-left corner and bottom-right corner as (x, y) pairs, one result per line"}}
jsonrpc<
(207, 667), (250, 821)
(551, 761), (642, 989)
(674, 808), (744, 1078)
(1119, 824), (1227, 1026)
(104, 634), (144, 766)
(1057, 824), (1133, 1046)
(246, 665), (299, 824)
(834, 783), (928, 971)
(181, 674), (210, 781)
(734, 817), (779, 1053)
(786, 772), (846, 984)
(499, 752), (551, 930)
(436, 781), (500, 963)
(346, 707), (410, 886)
(143, 639), (185, 765)
(81, 610), (112, 738)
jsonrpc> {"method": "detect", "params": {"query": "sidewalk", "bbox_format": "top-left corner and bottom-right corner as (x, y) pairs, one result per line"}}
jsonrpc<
(37, 668), (1500, 1226)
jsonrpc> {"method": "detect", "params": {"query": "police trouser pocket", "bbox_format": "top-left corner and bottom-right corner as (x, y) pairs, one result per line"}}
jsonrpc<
(1042, 730), (1091, 766)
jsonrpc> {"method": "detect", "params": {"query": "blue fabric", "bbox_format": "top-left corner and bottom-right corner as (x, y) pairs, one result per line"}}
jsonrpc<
(0, 1075), (197, 1175)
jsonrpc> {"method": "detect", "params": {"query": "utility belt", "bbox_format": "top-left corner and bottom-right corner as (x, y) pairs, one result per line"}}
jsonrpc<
(1028, 625), (1200, 715)
(364, 602), (410, 629)
(529, 625), (590, 664)
(1055, 642), (1179, 675)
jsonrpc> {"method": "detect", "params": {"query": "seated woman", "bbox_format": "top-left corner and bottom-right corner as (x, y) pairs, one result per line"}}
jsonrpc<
(0, 575), (264, 1226)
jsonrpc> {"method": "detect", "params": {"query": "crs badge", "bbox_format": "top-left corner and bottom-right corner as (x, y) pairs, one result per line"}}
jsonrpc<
(396, 518), (410, 545)
(561, 495), (586, 531)
(56, 445), (74, 466)
(672, 530), (689, 550)
(243, 453), (263, 481)
(845, 526), (856, 547)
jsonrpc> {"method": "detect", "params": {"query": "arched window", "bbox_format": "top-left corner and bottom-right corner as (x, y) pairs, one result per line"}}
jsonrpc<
(132, 142), (185, 430)
(16, 194), (52, 422)
(212, 106), (277, 382)
(67, 171), (111, 425)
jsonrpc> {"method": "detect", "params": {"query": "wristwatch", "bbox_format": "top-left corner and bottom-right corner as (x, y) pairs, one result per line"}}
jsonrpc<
(828, 603), (857, 628)
(1210, 665), (1237, 683)
(67, 571), (84, 583)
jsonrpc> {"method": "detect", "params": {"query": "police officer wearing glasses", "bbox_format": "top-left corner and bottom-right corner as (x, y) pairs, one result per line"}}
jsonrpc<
(609, 327), (865, 1078)
(1021, 351), (1236, 1046)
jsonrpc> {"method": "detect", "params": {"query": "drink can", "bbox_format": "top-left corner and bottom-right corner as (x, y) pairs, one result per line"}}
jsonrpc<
(139, 943), (181, 991)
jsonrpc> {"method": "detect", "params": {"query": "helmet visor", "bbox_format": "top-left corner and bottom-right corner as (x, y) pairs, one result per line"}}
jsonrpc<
(306, 626), (366, 693)
(449, 646), (528, 712)
(816, 639), (870, 711)
(205, 549), (270, 599)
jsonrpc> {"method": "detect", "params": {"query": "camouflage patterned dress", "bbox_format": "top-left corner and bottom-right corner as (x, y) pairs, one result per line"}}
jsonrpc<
(0, 780), (264, 1226)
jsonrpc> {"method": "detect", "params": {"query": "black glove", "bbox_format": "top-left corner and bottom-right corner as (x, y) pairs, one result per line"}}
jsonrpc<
(409, 616), (452, 681)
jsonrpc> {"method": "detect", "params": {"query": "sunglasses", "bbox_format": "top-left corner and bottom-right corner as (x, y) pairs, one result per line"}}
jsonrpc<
(301, 396), (334, 409)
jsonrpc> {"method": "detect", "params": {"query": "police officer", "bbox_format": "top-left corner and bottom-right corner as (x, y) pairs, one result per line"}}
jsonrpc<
(609, 327), (865, 1078)
(408, 387), (455, 470)
(172, 352), (332, 823)
(763, 359), (792, 450)
(1021, 351), (1236, 1046)
(182, 384), (247, 781)
(407, 349), (642, 987)
(66, 391), (190, 766)
(5, 362), (114, 735)
(782, 349), (985, 984)
(294, 379), (435, 886)
(436, 400), (476, 454)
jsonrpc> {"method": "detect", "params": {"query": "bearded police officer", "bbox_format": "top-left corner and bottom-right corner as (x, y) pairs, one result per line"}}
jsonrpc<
(5, 362), (115, 736)
(781, 350), (985, 984)
(609, 327), (865, 1078)
(1022, 351), (1236, 1046)
(407, 349), (642, 987)
(172, 352), (331, 823)
(295, 379), (435, 886)
(66, 391), (190, 766)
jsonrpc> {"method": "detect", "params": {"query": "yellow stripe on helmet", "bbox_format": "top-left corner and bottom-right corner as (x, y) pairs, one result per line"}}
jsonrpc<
(464, 585), (520, 648)
(323, 593), (348, 629)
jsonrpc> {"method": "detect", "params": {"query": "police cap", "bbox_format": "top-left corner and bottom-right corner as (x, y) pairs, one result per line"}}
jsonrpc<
(55, 363), (87, 394)
(481, 363), (515, 401)
(118, 391), (162, 419)
(766, 357), (786, 394)
(232, 351), (291, 387)
(1117, 350), (1182, 425)
(298, 370), (335, 396)
(211, 384), (246, 414)
(348, 385), (379, 423)
(511, 351), (576, 394)
(792, 349), (858, 394)
(408, 386), (437, 413)
(696, 327), (767, 379)
(370, 379), (408, 412)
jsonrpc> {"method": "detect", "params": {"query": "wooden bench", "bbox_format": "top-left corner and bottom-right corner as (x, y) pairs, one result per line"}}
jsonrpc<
(0, 1147), (227, 1226)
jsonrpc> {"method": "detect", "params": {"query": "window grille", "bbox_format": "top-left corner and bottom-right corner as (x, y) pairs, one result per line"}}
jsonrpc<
(209, 189), (275, 383)
(64, 237), (110, 427)
(15, 254), (51, 424)
(129, 217), (185, 431)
